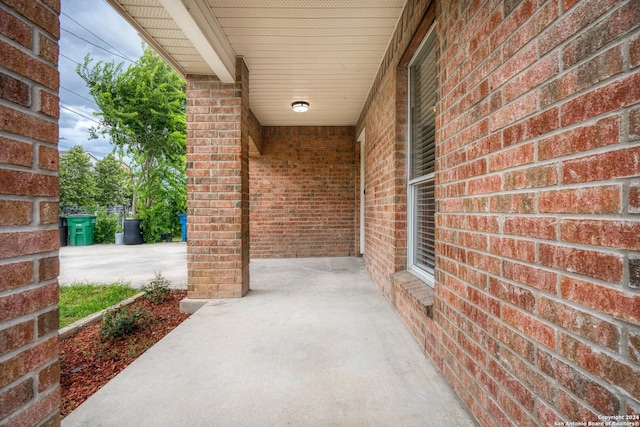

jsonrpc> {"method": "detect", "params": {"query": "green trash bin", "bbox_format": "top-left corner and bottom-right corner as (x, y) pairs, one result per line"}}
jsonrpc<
(67, 215), (96, 246)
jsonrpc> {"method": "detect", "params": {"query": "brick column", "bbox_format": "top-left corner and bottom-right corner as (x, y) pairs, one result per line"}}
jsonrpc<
(0, 1), (61, 425)
(182, 57), (250, 307)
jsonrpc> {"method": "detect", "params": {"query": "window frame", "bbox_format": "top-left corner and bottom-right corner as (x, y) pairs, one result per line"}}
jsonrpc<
(406, 24), (437, 286)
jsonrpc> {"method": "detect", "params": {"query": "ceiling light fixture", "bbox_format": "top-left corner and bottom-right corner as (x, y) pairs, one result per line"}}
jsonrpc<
(292, 101), (309, 113)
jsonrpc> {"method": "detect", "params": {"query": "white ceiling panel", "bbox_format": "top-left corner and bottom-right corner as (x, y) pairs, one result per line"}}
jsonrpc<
(108, 0), (407, 126)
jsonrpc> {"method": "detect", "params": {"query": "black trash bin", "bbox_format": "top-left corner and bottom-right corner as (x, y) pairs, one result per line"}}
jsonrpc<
(124, 219), (143, 245)
(59, 216), (68, 247)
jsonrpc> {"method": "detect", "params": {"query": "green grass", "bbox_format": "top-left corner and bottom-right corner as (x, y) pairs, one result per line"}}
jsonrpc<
(59, 282), (139, 328)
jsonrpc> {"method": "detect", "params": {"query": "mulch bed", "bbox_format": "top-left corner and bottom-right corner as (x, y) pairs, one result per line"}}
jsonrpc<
(60, 290), (190, 418)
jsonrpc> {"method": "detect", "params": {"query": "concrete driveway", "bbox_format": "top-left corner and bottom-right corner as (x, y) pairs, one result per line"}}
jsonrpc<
(58, 242), (187, 288)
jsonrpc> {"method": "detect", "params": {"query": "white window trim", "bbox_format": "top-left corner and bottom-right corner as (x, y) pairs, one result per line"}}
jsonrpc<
(406, 24), (436, 287)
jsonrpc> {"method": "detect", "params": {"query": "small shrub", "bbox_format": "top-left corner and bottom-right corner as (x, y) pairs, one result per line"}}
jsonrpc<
(94, 210), (118, 244)
(142, 272), (171, 304)
(100, 305), (146, 340)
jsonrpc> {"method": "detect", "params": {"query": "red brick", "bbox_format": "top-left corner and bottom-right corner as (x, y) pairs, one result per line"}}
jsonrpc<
(0, 71), (30, 107)
(632, 32), (640, 68)
(490, 236), (536, 263)
(503, 0), (559, 57)
(537, 348), (620, 415)
(467, 251), (501, 276)
(630, 330), (640, 364)
(39, 201), (58, 225)
(561, 276), (640, 324)
(0, 169), (59, 197)
(0, 282), (58, 323)
(0, 336), (57, 388)
(500, 347), (555, 405)
(467, 133), (502, 160)
(466, 215), (499, 233)
(456, 157), (487, 180)
(538, 115), (619, 160)
(541, 244), (623, 283)
(489, 278), (535, 311)
(490, 43), (537, 91)
(503, 54), (559, 104)
(491, 0), (537, 49)
(631, 107), (640, 140)
(539, 185), (621, 214)
(0, 104), (58, 144)
(536, 401), (564, 427)
(562, 146), (640, 184)
(562, 1), (640, 68)
(1, 386), (60, 427)
(0, 230), (59, 259)
(538, 296), (620, 350)
(489, 142), (534, 172)
(490, 193), (536, 213)
(37, 309), (58, 338)
(503, 108), (559, 147)
(468, 174), (502, 195)
(503, 261), (558, 294)
(504, 164), (557, 190)
(490, 92), (537, 131)
(503, 305), (556, 349)
(539, 0), (621, 55)
(504, 216), (556, 240)
(0, 378), (33, 419)
(541, 45), (624, 107)
(557, 389), (600, 424)
(0, 320), (34, 356)
(2, 0), (60, 38)
(0, 8), (31, 49)
(0, 200), (32, 226)
(39, 90), (59, 118)
(38, 361), (59, 392)
(39, 34), (58, 65)
(487, 318), (534, 362)
(0, 40), (58, 91)
(38, 256), (59, 281)
(0, 261), (33, 292)
(38, 144), (59, 170)
(0, 136), (33, 167)
(488, 359), (535, 412)
(561, 71), (640, 126)
(630, 182), (640, 213)
(561, 219), (640, 250)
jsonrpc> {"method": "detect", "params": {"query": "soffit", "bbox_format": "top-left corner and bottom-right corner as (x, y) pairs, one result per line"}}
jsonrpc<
(108, 0), (407, 126)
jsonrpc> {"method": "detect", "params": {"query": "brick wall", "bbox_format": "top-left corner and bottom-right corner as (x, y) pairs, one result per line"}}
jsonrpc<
(184, 58), (250, 299)
(249, 126), (356, 258)
(0, 0), (61, 425)
(360, 0), (640, 425)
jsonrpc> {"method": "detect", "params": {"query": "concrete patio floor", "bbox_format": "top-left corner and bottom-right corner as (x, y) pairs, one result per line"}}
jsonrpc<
(61, 257), (475, 426)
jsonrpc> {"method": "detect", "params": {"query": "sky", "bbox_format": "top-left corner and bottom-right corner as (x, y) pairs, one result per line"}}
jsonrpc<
(59, 0), (144, 158)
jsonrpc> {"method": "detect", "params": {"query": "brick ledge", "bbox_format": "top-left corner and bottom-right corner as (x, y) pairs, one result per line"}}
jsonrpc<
(390, 271), (434, 319)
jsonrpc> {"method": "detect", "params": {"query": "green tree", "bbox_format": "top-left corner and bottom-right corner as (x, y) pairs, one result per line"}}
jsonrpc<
(77, 46), (186, 242)
(94, 153), (131, 207)
(59, 145), (96, 209)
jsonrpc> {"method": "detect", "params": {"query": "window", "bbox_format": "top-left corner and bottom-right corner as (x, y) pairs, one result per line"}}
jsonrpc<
(408, 27), (437, 284)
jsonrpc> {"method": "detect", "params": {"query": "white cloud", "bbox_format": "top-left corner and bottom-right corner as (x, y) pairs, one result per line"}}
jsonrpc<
(59, 0), (144, 159)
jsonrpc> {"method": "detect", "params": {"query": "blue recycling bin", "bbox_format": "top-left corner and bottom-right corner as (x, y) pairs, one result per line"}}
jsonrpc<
(178, 214), (187, 242)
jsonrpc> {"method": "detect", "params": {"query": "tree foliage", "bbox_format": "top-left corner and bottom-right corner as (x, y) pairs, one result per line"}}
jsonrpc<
(77, 46), (187, 242)
(59, 145), (96, 209)
(95, 153), (131, 208)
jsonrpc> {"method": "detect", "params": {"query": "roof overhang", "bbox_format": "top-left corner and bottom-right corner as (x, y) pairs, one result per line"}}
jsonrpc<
(105, 0), (407, 126)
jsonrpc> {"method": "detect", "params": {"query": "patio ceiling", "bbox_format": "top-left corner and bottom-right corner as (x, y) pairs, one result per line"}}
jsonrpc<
(105, 0), (407, 126)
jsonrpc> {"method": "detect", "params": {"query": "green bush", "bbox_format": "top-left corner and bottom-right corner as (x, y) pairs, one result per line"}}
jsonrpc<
(94, 210), (118, 244)
(100, 305), (147, 340)
(142, 272), (171, 304)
